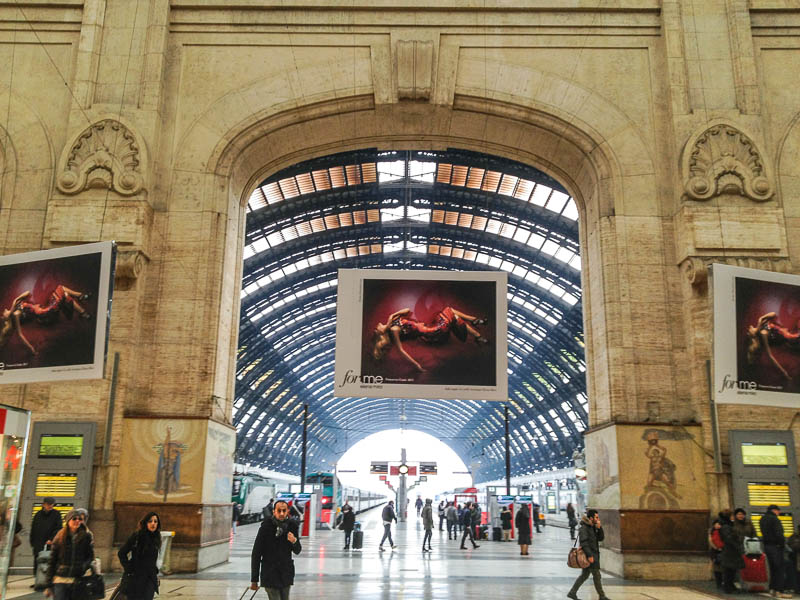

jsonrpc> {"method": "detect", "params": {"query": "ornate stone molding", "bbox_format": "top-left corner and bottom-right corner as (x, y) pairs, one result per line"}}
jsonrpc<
(681, 256), (792, 287)
(114, 250), (147, 280)
(57, 119), (145, 196)
(682, 122), (773, 202)
(395, 40), (434, 101)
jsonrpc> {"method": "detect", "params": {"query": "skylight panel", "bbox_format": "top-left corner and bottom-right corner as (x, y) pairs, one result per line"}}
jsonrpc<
(407, 207), (432, 222)
(541, 239), (559, 256)
(530, 184), (551, 206)
(563, 198), (579, 220)
(408, 160), (436, 182)
(377, 160), (405, 182)
(381, 206), (404, 222)
(547, 190), (569, 214)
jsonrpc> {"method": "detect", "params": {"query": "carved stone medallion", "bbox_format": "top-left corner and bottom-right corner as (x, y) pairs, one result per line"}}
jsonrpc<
(57, 119), (144, 196)
(682, 124), (773, 202)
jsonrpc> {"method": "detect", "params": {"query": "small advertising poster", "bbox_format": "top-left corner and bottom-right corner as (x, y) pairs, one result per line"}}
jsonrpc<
(713, 263), (800, 408)
(0, 242), (115, 384)
(334, 269), (508, 401)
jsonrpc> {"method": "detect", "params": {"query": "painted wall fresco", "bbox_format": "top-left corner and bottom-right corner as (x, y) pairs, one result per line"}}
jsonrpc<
(617, 424), (708, 510)
(202, 420), (235, 504)
(585, 425), (620, 509)
(116, 419), (206, 503)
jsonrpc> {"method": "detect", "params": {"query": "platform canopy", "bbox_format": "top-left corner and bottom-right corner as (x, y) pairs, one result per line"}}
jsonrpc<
(234, 149), (587, 482)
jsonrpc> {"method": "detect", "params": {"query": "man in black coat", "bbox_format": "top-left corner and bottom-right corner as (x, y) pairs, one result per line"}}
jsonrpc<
(251, 500), (302, 600)
(568, 509), (610, 600)
(459, 501), (479, 549)
(29, 498), (62, 565)
(761, 504), (791, 598)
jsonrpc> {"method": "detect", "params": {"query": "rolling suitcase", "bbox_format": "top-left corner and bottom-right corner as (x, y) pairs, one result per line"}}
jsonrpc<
(492, 526), (502, 541)
(740, 552), (770, 593)
(34, 546), (51, 590)
(352, 530), (363, 550)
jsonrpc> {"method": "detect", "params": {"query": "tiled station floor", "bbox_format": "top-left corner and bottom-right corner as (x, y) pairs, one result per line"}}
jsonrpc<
(5, 508), (778, 599)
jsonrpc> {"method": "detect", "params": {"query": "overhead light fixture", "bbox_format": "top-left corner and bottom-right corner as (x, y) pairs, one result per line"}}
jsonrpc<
(398, 464), (409, 475)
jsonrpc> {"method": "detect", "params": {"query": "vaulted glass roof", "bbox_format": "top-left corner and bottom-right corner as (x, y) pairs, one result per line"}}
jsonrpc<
(235, 149), (586, 481)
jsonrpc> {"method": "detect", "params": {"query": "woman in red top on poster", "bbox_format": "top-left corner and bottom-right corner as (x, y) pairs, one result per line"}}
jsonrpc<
(746, 311), (800, 379)
(371, 306), (489, 371)
(0, 285), (91, 355)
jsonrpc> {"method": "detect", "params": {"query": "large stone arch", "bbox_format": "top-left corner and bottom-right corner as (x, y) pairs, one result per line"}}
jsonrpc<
(0, 88), (54, 234)
(165, 63), (658, 430)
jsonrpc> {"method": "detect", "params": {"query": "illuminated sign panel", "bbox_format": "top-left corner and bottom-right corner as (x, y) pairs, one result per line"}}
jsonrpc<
(747, 482), (791, 507)
(742, 443), (788, 466)
(39, 434), (84, 459)
(753, 513), (794, 538)
(35, 473), (78, 497)
(31, 503), (73, 521)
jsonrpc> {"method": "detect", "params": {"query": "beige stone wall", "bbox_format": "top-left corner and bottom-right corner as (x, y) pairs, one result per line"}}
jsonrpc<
(1, 0), (800, 573)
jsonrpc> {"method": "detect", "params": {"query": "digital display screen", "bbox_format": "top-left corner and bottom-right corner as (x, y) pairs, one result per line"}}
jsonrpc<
(741, 443), (788, 466)
(39, 434), (84, 458)
(35, 473), (78, 497)
(31, 503), (73, 521)
(747, 482), (791, 507)
(753, 513), (794, 538)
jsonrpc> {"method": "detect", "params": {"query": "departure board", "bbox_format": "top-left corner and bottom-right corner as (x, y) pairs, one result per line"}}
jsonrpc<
(35, 473), (78, 498)
(748, 482), (792, 507)
(753, 513), (794, 538)
(31, 503), (73, 521)
(38, 434), (84, 458)
(741, 443), (788, 466)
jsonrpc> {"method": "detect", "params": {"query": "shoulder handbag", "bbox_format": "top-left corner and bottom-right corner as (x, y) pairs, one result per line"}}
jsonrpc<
(567, 536), (591, 569)
(71, 568), (105, 600)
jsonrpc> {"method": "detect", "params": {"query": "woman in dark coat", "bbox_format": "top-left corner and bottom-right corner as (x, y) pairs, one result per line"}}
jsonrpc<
(515, 504), (531, 556)
(44, 509), (94, 600)
(341, 505), (356, 550)
(719, 510), (745, 594)
(566, 503), (577, 540)
(118, 512), (162, 600)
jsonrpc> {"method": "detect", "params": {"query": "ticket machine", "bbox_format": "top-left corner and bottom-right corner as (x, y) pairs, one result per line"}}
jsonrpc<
(487, 493), (516, 540)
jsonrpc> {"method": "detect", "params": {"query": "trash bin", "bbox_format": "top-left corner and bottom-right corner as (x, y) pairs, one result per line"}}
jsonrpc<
(158, 531), (175, 575)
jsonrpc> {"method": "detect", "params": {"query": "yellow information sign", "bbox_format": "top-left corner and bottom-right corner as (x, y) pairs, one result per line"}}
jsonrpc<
(741, 443), (788, 466)
(34, 473), (78, 498)
(747, 482), (791, 507)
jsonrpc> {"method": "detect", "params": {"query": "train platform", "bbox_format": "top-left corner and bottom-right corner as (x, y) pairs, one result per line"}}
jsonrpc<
(4, 507), (766, 599)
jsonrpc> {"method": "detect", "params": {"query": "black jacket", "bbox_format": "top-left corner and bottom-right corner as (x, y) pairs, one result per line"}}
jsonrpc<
(462, 508), (473, 528)
(342, 510), (356, 533)
(515, 509), (531, 536)
(760, 512), (785, 547)
(30, 508), (62, 554)
(251, 517), (302, 588)
(500, 509), (512, 530)
(382, 505), (396, 523)
(719, 520), (745, 570)
(118, 530), (161, 596)
(577, 516), (605, 567)
(47, 526), (94, 587)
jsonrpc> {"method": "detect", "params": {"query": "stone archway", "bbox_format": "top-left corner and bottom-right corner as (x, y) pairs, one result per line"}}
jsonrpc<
(165, 76), (657, 432)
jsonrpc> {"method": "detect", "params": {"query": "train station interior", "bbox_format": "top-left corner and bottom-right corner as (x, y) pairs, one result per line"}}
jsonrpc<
(2, 2), (800, 599)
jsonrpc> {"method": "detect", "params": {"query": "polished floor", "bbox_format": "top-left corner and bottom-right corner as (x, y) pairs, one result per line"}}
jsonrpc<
(5, 508), (779, 599)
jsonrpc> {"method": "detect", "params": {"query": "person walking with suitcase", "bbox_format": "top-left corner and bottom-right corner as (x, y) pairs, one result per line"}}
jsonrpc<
(459, 502), (479, 550)
(379, 501), (397, 551)
(251, 500), (302, 600)
(29, 497), (62, 589)
(761, 504), (793, 598)
(341, 505), (355, 550)
(567, 509), (611, 600)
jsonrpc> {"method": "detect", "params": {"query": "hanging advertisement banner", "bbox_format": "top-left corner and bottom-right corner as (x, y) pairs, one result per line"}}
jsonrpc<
(0, 242), (115, 384)
(334, 269), (508, 401)
(713, 263), (800, 408)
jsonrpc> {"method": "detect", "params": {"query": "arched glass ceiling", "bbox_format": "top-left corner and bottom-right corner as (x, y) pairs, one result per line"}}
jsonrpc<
(235, 149), (587, 481)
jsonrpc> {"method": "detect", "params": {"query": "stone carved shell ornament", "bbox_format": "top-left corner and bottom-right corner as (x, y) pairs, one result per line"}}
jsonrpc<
(57, 119), (145, 196)
(682, 123), (773, 202)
